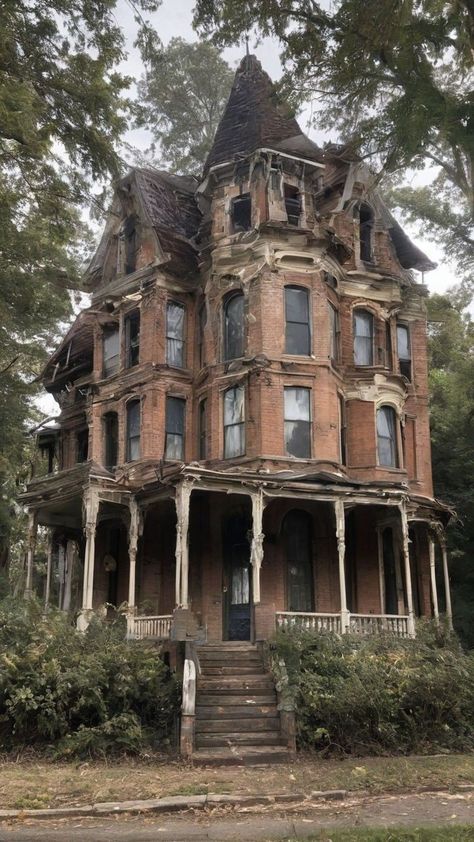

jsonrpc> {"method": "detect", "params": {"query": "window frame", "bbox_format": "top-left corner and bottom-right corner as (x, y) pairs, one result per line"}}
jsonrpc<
(338, 394), (347, 466)
(223, 385), (245, 459)
(284, 183), (301, 226)
(284, 386), (312, 459)
(125, 309), (140, 369)
(102, 326), (120, 378)
(198, 397), (207, 460)
(76, 428), (89, 464)
(231, 193), (252, 233)
(126, 399), (141, 462)
(376, 404), (400, 469)
(353, 308), (375, 366)
(359, 202), (374, 263)
(165, 395), (186, 461)
(104, 411), (119, 470)
(397, 322), (412, 381)
(223, 291), (245, 361)
(166, 300), (186, 369)
(328, 302), (341, 364)
(284, 285), (311, 356)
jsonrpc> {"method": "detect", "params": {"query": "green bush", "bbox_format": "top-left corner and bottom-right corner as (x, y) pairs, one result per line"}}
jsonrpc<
(271, 623), (474, 756)
(0, 598), (179, 757)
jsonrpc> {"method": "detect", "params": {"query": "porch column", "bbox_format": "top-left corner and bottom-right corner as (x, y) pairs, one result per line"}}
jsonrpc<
(24, 510), (38, 598)
(334, 500), (350, 632)
(399, 503), (416, 637)
(250, 489), (265, 604)
(439, 532), (453, 630)
(128, 498), (142, 611)
(44, 530), (53, 610)
(62, 539), (77, 612)
(175, 479), (193, 607)
(377, 528), (385, 614)
(81, 489), (100, 614)
(428, 536), (439, 623)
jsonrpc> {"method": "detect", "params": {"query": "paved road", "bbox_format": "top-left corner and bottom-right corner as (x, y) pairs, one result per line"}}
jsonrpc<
(0, 791), (473, 841)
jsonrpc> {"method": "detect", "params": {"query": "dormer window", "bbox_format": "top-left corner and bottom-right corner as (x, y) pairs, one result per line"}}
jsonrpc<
(123, 214), (138, 275)
(231, 194), (251, 232)
(284, 184), (301, 226)
(359, 203), (374, 262)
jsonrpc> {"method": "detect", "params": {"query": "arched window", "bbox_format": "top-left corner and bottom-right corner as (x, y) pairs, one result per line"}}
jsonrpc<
(285, 286), (310, 355)
(359, 203), (373, 262)
(223, 292), (244, 360)
(353, 309), (374, 366)
(126, 399), (140, 462)
(377, 405), (399, 468)
(104, 412), (118, 469)
(283, 510), (313, 612)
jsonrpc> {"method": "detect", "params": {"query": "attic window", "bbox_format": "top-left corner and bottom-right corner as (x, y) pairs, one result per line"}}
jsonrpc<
(231, 194), (251, 233)
(359, 203), (374, 262)
(123, 214), (138, 275)
(284, 184), (301, 226)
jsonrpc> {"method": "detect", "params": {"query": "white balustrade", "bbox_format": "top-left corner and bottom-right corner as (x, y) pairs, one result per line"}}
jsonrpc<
(128, 615), (173, 640)
(276, 611), (409, 639)
(276, 612), (342, 634)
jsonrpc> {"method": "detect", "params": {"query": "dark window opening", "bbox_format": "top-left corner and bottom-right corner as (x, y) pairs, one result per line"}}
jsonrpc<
(224, 292), (244, 360)
(166, 301), (185, 368)
(126, 400), (140, 462)
(329, 303), (340, 364)
(359, 203), (374, 262)
(284, 387), (311, 459)
(123, 215), (138, 275)
(353, 309), (374, 366)
(199, 398), (207, 459)
(103, 327), (120, 377)
(339, 395), (347, 465)
(165, 396), (185, 460)
(198, 303), (206, 367)
(39, 439), (56, 474)
(397, 323), (412, 380)
(383, 527), (398, 614)
(284, 510), (313, 612)
(285, 286), (310, 355)
(104, 412), (118, 470)
(224, 386), (245, 459)
(323, 271), (338, 289)
(385, 320), (393, 369)
(231, 194), (251, 232)
(284, 184), (301, 226)
(377, 405), (399, 468)
(76, 429), (89, 463)
(125, 311), (140, 368)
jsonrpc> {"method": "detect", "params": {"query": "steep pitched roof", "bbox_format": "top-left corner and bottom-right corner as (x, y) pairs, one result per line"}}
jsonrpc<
(203, 55), (323, 174)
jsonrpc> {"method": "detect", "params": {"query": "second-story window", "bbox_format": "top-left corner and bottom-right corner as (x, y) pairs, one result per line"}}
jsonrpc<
(103, 327), (120, 377)
(76, 429), (89, 463)
(231, 194), (251, 232)
(166, 301), (185, 367)
(285, 286), (310, 355)
(198, 303), (206, 367)
(397, 323), (412, 380)
(165, 396), (185, 460)
(339, 395), (347, 465)
(125, 311), (140, 368)
(224, 385), (245, 458)
(284, 184), (301, 225)
(284, 387), (311, 458)
(199, 398), (207, 459)
(329, 303), (340, 364)
(377, 405), (399, 468)
(359, 203), (374, 262)
(224, 292), (244, 360)
(104, 412), (118, 470)
(385, 319), (393, 369)
(353, 309), (374, 366)
(126, 399), (141, 461)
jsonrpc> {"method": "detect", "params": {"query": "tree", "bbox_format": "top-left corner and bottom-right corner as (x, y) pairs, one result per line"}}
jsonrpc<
(193, 0), (474, 288)
(136, 38), (234, 173)
(0, 0), (159, 567)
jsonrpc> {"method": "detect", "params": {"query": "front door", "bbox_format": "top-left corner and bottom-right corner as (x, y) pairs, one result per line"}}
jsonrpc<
(223, 514), (251, 640)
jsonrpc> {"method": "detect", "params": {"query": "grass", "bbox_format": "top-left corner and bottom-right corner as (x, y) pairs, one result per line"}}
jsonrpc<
(290, 829), (474, 841)
(0, 753), (473, 810)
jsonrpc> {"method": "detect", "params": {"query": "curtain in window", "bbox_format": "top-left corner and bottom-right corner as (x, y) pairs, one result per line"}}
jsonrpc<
(377, 406), (398, 467)
(103, 329), (119, 376)
(224, 294), (244, 360)
(126, 401), (140, 461)
(353, 310), (374, 365)
(166, 302), (185, 367)
(284, 387), (311, 458)
(224, 386), (245, 458)
(165, 397), (185, 460)
(397, 323), (411, 379)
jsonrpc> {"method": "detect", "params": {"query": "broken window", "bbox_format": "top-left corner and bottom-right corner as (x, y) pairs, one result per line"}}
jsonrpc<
(103, 327), (120, 377)
(223, 292), (244, 360)
(284, 510), (313, 612)
(328, 303), (340, 364)
(377, 405), (399, 468)
(198, 303), (206, 367)
(126, 399), (141, 462)
(125, 310), (140, 368)
(224, 385), (245, 459)
(76, 429), (89, 463)
(285, 286), (310, 355)
(284, 387), (311, 459)
(104, 412), (118, 470)
(166, 301), (185, 368)
(339, 394), (347, 465)
(165, 396), (185, 460)
(359, 203), (374, 262)
(397, 323), (412, 380)
(284, 184), (301, 226)
(123, 214), (138, 275)
(231, 194), (251, 232)
(199, 398), (207, 459)
(353, 309), (374, 366)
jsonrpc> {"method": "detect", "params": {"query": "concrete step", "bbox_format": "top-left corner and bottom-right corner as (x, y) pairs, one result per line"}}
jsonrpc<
(192, 746), (290, 766)
(197, 694), (277, 707)
(196, 703), (278, 718)
(196, 717), (281, 733)
(196, 731), (284, 748)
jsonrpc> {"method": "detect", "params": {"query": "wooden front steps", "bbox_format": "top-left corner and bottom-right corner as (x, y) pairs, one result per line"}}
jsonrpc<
(192, 643), (290, 766)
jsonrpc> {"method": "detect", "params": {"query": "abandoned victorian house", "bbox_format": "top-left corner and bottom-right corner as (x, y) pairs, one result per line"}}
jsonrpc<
(21, 55), (453, 760)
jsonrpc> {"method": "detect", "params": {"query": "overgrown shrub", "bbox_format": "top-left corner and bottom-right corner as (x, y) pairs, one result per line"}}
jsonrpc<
(271, 622), (474, 756)
(0, 597), (179, 757)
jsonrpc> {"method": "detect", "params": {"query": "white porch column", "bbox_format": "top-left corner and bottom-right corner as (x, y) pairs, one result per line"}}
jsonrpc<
(81, 489), (100, 615)
(250, 489), (265, 604)
(127, 498), (142, 639)
(24, 510), (38, 598)
(334, 499), (350, 632)
(439, 533), (454, 630)
(44, 531), (53, 610)
(399, 503), (416, 637)
(62, 539), (77, 612)
(175, 480), (193, 607)
(428, 536), (439, 623)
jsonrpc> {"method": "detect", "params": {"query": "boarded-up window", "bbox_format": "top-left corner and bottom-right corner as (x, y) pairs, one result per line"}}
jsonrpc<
(377, 405), (398, 467)
(166, 302), (185, 367)
(103, 328), (120, 377)
(224, 386), (245, 458)
(223, 293), (244, 360)
(165, 396), (185, 460)
(284, 387), (311, 459)
(126, 400), (140, 462)
(284, 510), (313, 612)
(285, 286), (310, 355)
(353, 310), (374, 366)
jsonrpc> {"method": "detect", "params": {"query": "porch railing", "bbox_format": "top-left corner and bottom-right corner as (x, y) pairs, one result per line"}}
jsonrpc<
(276, 611), (410, 638)
(127, 614), (173, 640)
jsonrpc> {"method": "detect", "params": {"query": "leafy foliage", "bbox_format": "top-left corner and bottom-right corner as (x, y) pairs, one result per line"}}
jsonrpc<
(0, 598), (178, 757)
(136, 38), (234, 174)
(272, 624), (474, 755)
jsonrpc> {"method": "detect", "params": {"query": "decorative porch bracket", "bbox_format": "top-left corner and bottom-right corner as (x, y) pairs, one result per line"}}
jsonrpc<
(24, 510), (38, 598)
(78, 488), (100, 630)
(250, 489), (266, 604)
(175, 479), (193, 608)
(334, 499), (350, 632)
(398, 502), (416, 638)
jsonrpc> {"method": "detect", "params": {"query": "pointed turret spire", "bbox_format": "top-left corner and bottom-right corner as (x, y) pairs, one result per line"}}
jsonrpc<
(203, 55), (323, 175)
